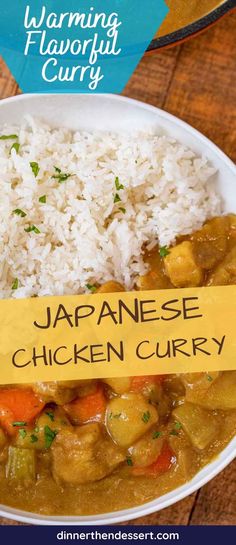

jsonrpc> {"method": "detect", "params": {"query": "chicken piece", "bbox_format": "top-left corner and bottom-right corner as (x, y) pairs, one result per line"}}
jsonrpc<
(32, 382), (78, 405)
(207, 246), (236, 286)
(96, 281), (125, 293)
(51, 423), (125, 485)
(129, 429), (164, 468)
(164, 241), (203, 287)
(192, 216), (229, 270)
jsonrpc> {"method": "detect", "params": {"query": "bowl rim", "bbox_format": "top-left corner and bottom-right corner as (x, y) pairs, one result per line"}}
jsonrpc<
(148, 0), (236, 51)
(0, 92), (235, 525)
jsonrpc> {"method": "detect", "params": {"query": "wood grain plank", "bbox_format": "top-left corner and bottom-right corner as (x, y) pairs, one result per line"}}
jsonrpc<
(123, 46), (182, 108)
(163, 12), (236, 162)
(0, 58), (20, 100)
(189, 459), (236, 525)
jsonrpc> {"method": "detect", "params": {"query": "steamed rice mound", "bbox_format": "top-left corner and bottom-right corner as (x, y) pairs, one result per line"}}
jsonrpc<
(0, 116), (221, 299)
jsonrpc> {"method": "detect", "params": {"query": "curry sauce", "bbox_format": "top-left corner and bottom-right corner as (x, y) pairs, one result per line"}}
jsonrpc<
(0, 214), (236, 516)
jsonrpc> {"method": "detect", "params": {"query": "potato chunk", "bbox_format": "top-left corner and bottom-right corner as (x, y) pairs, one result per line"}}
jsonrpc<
(106, 393), (158, 448)
(185, 372), (236, 410)
(52, 423), (125, 485)
(173, 402), (218, 450)
(164, 241), (203, 287)
(102, 377), (131, 394)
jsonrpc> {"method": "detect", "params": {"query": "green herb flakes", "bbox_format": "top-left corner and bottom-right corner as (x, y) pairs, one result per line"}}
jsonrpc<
(12, 421), (27, 427)
(13, 208), (26, 218)
(44, 425), (58, 449)
(86, 283), (96, 293)
(46, 411), (55, 422)
(114, 193), (121, 204)
(126, 457), (133, 467)
(119, 207), (126, 214)
(19, 429), (27, 439)
(39, 195), (46, 204)
(109, 413), (122, 420)
(10, 142), (20, 154)
(30, 162), (40, 178)
(174, 421), (182, 430)
(52, 166), (73, 183)
(30, 434), (38, 444)
(142, 411), (151, 424)
(207, 375), (213, 382)
(24, 225), (41, 234)
(159, 246), (170, 258)
(0, 134), (18, 140)
(11, 278), (19, 290)
(152, 431), (162, 439)
(170, 430), (179, 437)
(115, 177), (124, 191)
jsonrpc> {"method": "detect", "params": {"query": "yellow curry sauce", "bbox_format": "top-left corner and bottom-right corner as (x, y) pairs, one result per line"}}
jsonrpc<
(0, 214), (236, 516)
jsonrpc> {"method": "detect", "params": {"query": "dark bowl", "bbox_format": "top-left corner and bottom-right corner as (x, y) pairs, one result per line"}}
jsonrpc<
(147, 0), (236, 51)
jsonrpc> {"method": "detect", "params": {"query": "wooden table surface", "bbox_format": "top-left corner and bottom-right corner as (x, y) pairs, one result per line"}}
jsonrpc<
(0, 11), (235, 527)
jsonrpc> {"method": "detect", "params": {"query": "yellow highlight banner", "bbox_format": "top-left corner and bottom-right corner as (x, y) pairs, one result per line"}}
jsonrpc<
(0, 285), (236, 384)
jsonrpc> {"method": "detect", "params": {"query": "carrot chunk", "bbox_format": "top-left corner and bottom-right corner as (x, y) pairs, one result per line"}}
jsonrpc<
(0, 388), (45, 435)
(64, 386), (106, 424)
(131, 375), (165, 392)
(132, 442), (176, 476)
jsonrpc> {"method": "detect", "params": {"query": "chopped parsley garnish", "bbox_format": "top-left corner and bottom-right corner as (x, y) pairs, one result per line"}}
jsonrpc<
(142, 411), (151, 424)
(52, 166), (73, 183)
(170, 430), (179, 436)
(159, 246), (170, 258)
(153, 431), (162, 439)
(174, 421), (182, 430)
(126, 457), (133, 467)
(44, 425), (58, 449)
(19, 429), (27, 439)
(86, 283), (96, 293)
(13, 208), (26, 218)
(34, 426), (39, 433)
(11, 278), (19, 290)
(115, 177), (124, 191)
(30, 161), (40, 178)
(119, 207), (126, 214)
(12, 421), (27, 427)
(24, 225), (41, 234)
(46, 411), (55, 422)
(39, 195), (46, 204)
(30, 434), (38, 443)
(0, 134), (18, 140)
(114, 193), (121, 204)
(10, 142), (20, 154)
(109, 412), (122, 419)
(207, 375), (213, 382)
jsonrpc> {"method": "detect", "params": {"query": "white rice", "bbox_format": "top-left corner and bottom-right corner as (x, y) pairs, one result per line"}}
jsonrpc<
(0, 116), (222, 298)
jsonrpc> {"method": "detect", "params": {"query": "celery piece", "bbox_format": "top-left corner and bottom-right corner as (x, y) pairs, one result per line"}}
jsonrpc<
(6, 446), (36, 483)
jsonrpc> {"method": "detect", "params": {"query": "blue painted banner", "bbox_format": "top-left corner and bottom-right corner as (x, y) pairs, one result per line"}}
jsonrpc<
(0, 1), (168, 93)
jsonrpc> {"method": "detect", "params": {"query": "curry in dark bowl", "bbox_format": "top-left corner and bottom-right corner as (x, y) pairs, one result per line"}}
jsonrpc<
(0, 214), (236, 516)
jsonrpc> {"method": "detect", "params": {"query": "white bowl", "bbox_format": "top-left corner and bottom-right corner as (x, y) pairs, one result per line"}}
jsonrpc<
(0, 93), (235, 525)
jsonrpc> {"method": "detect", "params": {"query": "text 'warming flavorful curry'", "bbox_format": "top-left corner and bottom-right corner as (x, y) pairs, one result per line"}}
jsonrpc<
(0, 214), (236, 516)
